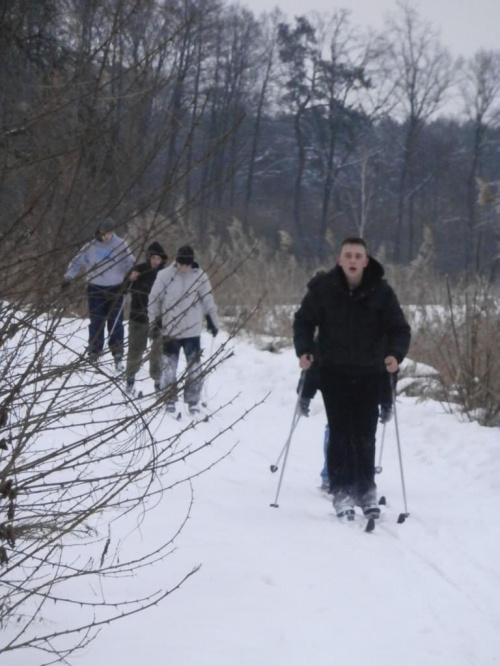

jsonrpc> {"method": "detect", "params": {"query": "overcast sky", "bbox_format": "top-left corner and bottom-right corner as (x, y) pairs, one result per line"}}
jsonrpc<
(239, 0), (499, 58)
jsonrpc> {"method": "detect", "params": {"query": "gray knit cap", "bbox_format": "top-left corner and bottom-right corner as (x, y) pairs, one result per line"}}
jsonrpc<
(99, 218), (116, 233)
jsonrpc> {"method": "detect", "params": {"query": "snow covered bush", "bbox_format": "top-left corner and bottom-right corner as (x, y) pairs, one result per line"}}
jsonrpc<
(0, 301), (242, 662)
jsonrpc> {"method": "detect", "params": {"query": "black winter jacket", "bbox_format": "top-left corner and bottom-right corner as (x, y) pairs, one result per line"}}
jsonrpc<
(293, 258), (411, 373)
(127, 242), (167, 324)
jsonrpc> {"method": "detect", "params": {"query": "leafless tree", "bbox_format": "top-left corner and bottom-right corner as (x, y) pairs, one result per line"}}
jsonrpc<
(459, 49), (500, 270)
(383, 1), (454, 262)
(0, 2), (256, 662)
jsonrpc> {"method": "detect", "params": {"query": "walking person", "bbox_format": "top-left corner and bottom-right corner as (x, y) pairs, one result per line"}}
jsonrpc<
(293, 237), (411, 521)
(62, 218), (135, 368)
(125, 241), (168, 394)
(148, 245), (219, 414)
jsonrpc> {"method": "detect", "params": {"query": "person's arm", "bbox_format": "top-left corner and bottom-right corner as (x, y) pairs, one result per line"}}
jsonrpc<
(199, 272), (219, 329)
(122, 240), (135, 274)
(124, 262), (144, 290)
(64, 243), (92, 281)
(147, 269), (164, 324)
(293, 290), (320, 368)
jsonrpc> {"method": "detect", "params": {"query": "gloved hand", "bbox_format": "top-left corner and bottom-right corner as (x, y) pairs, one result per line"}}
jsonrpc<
(298, 398), (310, 417)
(205, 314), (218, 337)
(379, 404), (393, 424)
(61, 280), (71, 293)
(149, 322), (162, 340)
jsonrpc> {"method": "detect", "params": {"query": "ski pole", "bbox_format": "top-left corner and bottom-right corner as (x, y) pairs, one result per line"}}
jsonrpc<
(269, 371), (305, 508)
(108, 292), (127, 340)
(391, 373), (410, 524)
(269, 408), (301, 474)
(201, 335), (216, 408)
(269, 370), (305, 473)
(375, 422), (386, 474)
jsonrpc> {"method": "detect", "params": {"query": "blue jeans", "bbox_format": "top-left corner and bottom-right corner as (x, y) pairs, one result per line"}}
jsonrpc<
(160, 337), (203, 405)
(87, 284), (124, 356)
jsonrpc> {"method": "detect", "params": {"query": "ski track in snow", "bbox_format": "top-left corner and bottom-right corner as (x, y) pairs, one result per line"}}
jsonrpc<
(3, 331), (499, 666)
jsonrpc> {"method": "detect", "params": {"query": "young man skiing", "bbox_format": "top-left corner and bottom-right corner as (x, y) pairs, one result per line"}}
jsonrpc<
(293, 237), (411, 520)
(148, 245), (219, 415)
(62, 218), (135, 369)
(125, 241), (168, 394)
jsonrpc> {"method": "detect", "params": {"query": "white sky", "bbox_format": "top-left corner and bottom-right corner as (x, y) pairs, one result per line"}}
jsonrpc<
(241, 0), (500, 58)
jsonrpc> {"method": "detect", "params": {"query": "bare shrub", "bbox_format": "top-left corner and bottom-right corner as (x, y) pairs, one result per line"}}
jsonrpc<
(208, 221), (313, 350)
(405, 276), (500, 426)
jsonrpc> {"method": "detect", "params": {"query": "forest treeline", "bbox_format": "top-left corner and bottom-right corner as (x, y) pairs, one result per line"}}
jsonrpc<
(1, 0), (499, 282)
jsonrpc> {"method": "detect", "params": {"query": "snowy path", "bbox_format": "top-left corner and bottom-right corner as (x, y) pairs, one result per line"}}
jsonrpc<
(6, 335), (500, 665)
(82, 337), (499, 666)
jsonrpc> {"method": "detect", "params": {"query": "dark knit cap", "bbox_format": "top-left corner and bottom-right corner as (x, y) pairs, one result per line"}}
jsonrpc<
(176, 245), (195, 266)
(147, 241), (168, 261)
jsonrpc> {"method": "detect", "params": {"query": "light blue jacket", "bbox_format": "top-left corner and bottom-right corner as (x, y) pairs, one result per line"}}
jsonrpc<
(64, 234), (135, 287)
(148, 263), (219, 339)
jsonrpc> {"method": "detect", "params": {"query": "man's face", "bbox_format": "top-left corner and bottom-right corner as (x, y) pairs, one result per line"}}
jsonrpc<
(338, 243), (368, 285)
(176, 262), (190, 273)
(101, 231), (114, 242)
(149, 254), (163, 269)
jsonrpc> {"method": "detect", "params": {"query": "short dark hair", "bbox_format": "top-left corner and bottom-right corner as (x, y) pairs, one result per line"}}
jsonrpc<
(340, 237), (368, 252)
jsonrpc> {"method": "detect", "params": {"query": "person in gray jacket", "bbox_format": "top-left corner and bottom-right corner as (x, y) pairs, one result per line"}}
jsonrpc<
(148, 245), (219, 414)
(62, 218), (135, 367)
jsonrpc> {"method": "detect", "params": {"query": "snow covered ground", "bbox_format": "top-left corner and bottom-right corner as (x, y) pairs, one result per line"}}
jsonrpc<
(3, 329), (500, 666)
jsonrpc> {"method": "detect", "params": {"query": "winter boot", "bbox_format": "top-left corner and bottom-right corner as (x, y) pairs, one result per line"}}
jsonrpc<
(165, 402), (176, 414)
(362, 504), (381, 519)
(333, 492), (355, 520)
(337, 507), (355, 520)
(113, 353), (124, 372)
(125, 376), (135, 395)
(87, 349), (102, 364)
(188, 403), (200, 416)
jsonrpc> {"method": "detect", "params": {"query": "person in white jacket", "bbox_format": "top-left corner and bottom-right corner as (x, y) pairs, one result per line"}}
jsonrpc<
(62, 218), (135, 368)
(148, 245), (219, 414)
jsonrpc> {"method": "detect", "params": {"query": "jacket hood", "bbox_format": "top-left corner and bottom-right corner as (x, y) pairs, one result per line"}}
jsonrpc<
(146, 241), (168, 261)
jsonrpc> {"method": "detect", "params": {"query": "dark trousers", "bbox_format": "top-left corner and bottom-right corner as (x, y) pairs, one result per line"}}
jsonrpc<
(87, 284), (124, 357)
(320, 370), (382, 508)
(126, 320), (162, 381)
(161, 336), (203, 405)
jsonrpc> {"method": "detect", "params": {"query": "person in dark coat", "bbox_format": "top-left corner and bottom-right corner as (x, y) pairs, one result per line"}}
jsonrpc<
(125, 241), (168, 393)
(293, 237), (411, 520)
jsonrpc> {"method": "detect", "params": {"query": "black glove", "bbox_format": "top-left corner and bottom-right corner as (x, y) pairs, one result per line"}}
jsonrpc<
(205, 314), (218, 337)
(149, 320), (162, 340)
(379, 404), (393, 424)
(61, 280), (71, 293)
(298, 398), (310, 417)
